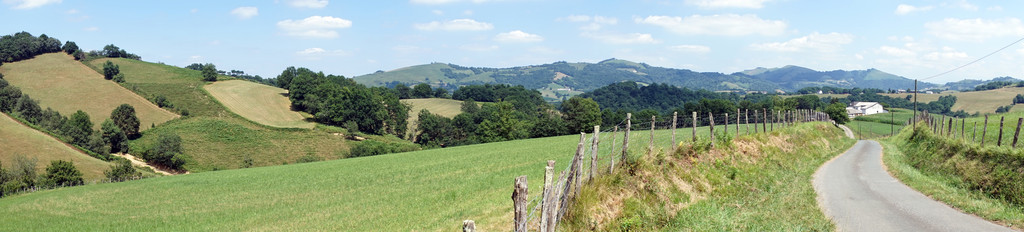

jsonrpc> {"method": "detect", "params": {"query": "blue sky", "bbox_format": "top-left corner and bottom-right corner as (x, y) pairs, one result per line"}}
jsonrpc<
(2, 0), (1023, 84)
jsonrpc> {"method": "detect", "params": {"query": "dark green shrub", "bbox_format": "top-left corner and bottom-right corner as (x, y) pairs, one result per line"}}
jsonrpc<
(104, 159), (141, 182)
(41, 160), (83, 188)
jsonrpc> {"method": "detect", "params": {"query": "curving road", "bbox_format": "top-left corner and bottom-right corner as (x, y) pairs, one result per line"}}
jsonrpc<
(812, 137), (1013, 232)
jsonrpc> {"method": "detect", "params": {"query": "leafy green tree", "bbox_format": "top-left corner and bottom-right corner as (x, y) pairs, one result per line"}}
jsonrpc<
(531, 112), (568, 138)
(825, 102), (850, 124)
(433, 87), (449, 98)
(67, 110), (93, 145)
(101, 119), (127, 153)
(1014, 94), (1024, 104)
(412, 83), (433, 98)
(478, 101), (531, 142)
(15, 94), (41, 123)
(112, 73), (125, 83)
(5, 155), (37, 194)
(110, 104), (140, 139)
(415, 110), (454, 147)
(275, 66), (297, 88)
(394, 84), (412, 99)
(41, 160), (83, 188)
(102, 61), (119, 80)
(461, 99), (479, 114)
(146, 133), (186, 170)
(104, 159), (140, 182)
(561, 96), (602, 133)
(201, 63), (217, 82)
(0, 83), (21, 113)
(61, 41), (78, 54)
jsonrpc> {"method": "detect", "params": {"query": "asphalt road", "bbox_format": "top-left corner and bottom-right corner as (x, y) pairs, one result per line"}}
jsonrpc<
(812, 138), (1013, 232)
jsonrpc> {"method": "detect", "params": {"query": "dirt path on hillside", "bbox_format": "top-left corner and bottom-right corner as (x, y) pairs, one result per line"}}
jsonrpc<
(111, 153), (184, 176)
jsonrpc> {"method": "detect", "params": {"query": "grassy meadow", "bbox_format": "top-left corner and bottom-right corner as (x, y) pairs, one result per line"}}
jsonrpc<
(0, 118), (785, 231)
(402, 98), (466, 137)
(85, 57), (357, 172)
(204, 80), (314, 129)
(0, 114), (111, 182)
(0, 53), (178, 130)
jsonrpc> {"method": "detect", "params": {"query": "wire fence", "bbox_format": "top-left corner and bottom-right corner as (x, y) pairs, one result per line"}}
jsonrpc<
(913, 111), (1024, 147)
(482, 109), (833, 232)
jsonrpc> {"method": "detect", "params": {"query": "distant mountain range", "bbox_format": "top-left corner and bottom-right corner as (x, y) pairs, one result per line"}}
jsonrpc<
(352, 58), (1015, 100)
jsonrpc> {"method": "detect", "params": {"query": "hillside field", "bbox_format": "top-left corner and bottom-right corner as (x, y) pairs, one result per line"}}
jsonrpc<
(0, 114), (110, 182)
(402, 98), (466, 137)
(86, 58), (354, 172)
(0, 120), (781, 231)
(880, 87), (1024, 114)
(0, 53), (178, 130)
(204, 80), (314, 129)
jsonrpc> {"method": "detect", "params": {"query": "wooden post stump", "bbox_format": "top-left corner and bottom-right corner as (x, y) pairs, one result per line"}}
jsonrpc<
(463, 220), (476, 232)
(589, 126), (600, 181)
(1014, 118), (1023, 147)
(671, 112), (678, 151)
(709, 112), (716, 144)
(541, 161), (555, 232)
(622, 113), (631, 162)
(982, 115), (989, 145)
(512, 176), (528, 232)
(692, 112), (698, 142)
(998, 116), (1005, 146)
(745, 109), (750, 134)
(762, 109), (768, 133)
(609, 126), (617, 173)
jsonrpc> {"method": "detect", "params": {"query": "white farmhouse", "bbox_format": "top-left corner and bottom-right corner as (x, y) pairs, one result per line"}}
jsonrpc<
(846, 102), (884, 118)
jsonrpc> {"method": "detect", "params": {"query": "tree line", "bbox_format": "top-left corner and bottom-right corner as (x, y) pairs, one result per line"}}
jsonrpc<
(276, 66), (409, 136)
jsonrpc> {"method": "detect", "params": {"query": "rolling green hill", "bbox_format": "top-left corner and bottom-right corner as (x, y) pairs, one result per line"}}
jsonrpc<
(0, 113), (110, 182)
(735, 65), (932, 91)
(880, 87), (1024, 114)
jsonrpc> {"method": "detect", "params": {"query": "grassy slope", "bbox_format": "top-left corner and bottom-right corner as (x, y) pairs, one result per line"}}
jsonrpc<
(0, 114), (110, 182)
(0, 53), (178, 130)
(402, 98), (465, 137)
(883, 124), (1024, 229)
(85, 58), (352, 172)
(204, 80), (314, 129)
(564, 122), (854, 231)
(880, 87), (1024, 114)
(0, 120), (761, 231)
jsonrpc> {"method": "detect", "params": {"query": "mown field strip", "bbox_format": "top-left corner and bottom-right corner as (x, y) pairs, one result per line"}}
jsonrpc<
(204, 80), (313, 129)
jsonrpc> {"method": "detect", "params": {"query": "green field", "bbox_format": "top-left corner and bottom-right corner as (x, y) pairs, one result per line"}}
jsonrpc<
(0, 119), (786, 231)
(881, 87), (1024, 114)
(402, 98), (466, 137)
(204, 80), (314, 129)
(85, 57), (355, 172)
(0, 53), (178, 130)
(0, 114), (110, 182)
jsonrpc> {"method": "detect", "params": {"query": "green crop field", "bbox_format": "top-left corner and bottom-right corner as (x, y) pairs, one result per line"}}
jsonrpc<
(881, 87), (1024, 114)
(204, 80), (314, 129)
(0, 114), (110, 182)
(0, 119), (781, 231)
(0, 53), (178, 130)
(85, 57), (356, 172)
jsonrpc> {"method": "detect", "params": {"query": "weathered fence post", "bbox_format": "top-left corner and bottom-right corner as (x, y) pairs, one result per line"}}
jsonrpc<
(692, 112), (698, 142)
(762, 109), (768, 133)
(463, 220), (476, 232)
(753, 110), (759, 133)
(671, 112), (678, 152)
(513, 176), (528, 232)
(648, 116), (655, 155)
(541, 160), (554, 232)
(973, 122), (978, 142)
(590, 126), (600, 182)
(939, 115), (946, 135)
(769, 111), (774, 132)
(725, 113), (730, 137)
(1014, 118), (1023, 147)
(998, 116), (1005, 146)
(982, 115), (989, 145)
(622, 113), (631, 162)
(891, 112), (895, 136)
(745, 109), (750, 134)
(574, 133), (585, 197)
(948, 117), (953, 136)
(736, 108), (740, 134)
(961, 118), (966, 140)
(609, 126), (617, 173)
(709, 112), (716, 144)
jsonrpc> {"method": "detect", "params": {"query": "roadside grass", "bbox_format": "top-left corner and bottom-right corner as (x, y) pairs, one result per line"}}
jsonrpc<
(879, 87), (1024, 114)
(854, 108), (915, 125)
(0, 53), (178, 130)
(0, 113), (110, 182)
(0, 121), (768, 231)
(930, 111), (1024, 147)
(848, 120), (905, 139)
(883, 124), (1024, 229)
(204, 80), (314, 129)
(563, 122), (854, 231)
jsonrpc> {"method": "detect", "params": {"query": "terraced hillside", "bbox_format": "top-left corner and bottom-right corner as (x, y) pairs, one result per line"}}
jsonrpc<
(0, 114), (110, 181)
(0, 53), (178, 130)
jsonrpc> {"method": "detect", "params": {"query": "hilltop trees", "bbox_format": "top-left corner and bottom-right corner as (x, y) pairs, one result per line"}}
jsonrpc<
(276, 67), (409, 136)
(110, 104), (140, 139)
(412, 83), (433, 98)
(102, 61), (120, 80)
(0, 32), (63, 63)
(99, 44), (141, 60)
(561, 96), (601, 133)
(101, 119), (127, 153)
(202, 63), (218, 82)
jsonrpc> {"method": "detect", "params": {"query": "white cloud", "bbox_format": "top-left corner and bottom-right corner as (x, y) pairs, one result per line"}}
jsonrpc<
(3, 0), (60, 9)
(923, 46), (968, 60)
(685, 0), (771, 9)
(561, 15), (618, 31)
(946, 0), (978, 11)
(277, 16), (353, 39)
(637, 14), (786, 36)
(82, 26), (99, 32)
(582, 32), (658, 44)
(877, 46), (915, 57)
(460, 44), (500, 52)
(750, 32), (853, 52)
(667, 45), (711, 53)
(414, 19), (493, 31)
(895, 4), (933, 15)
(926, 18), (1024, 41)
(296, 47), (350, 57)
(287, 0), (328, 8)
(563, 15), (591, 22)
(230, 7), (258, 19)
(297, 48), (326, 55)
(410, 0), (499, 4)
(494, 30), (544, 43)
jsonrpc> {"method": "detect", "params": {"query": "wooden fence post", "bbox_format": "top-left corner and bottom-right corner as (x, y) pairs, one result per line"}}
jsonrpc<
(769, 111), (774, 132)
(982, 115), (989, 145)
(671, 112), (677, 152)
(463, 220), (476, 232)
(891, 112), (895, 136)
(710, 112), (716, 144)
(1014, 118), (1023, 147)
(513, 176), (527, 232)
(622, 113), (631, 162)
(590, 126), (600, 182)
(939, 115), (945, 135)
(973, 122), (978, 142)
(609, 126), (617, 173)
(753, 110), (759, 133)
(649, 116), (655, 155)
(961, 118), (965, 140)
(762, 109), (768, 133)
(574, 133), (585, 197)
(998, 116), (1005, 146)
(692, 112), (698, 142)
(541, 161), (554, 232)
(948, 117), (953, 136)
(736, 108), (740, 135)
(745, 109), (750, 134)
(725, 113), (730, 137)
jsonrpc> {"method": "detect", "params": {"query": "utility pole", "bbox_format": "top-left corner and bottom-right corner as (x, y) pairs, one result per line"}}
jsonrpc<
(913, 79), (918, 125)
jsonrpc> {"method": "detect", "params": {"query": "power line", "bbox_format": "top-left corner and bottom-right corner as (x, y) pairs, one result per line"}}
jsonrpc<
(920, 36), (1024, 81)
